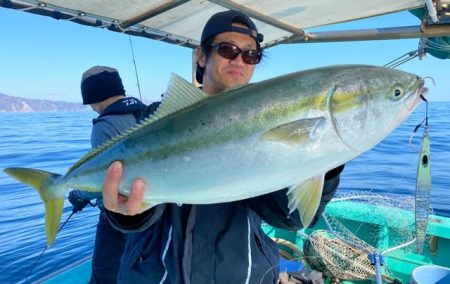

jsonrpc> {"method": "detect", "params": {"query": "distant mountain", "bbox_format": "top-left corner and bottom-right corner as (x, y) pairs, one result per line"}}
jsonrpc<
(0, 93), (89, 112)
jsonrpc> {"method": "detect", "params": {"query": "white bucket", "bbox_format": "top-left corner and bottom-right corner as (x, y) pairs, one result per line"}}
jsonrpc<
(411, 265), (450, 284)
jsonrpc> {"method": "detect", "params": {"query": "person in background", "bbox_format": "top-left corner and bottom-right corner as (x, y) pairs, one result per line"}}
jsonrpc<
(100, 11), (344, 283)
(68, 65), (150, 284)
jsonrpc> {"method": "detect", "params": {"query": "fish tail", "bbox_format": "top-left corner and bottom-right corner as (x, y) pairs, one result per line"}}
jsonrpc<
(4, 167), (65, 245)
(287, 175), (324, 228)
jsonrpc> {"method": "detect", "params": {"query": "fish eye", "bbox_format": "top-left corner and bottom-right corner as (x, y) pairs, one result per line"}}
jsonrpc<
(390, 85), (405, 101)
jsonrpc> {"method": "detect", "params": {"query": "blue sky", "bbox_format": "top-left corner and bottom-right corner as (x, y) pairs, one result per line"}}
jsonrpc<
(0, 7), (448, 103)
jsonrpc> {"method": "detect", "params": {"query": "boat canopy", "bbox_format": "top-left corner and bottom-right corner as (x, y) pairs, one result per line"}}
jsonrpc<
(1, 0), (450, 52)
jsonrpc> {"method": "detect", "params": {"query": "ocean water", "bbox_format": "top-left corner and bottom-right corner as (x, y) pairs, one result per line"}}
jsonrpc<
(0, 102), (449, 283)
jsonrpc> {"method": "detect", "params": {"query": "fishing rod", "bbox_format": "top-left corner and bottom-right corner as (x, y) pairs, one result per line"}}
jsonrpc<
(25, 198), (96, 283)
(129, 35), (143, 101)
(25, 211), (76, 282)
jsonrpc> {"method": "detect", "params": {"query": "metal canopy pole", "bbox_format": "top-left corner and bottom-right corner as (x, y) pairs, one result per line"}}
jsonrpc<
(286, 24), (450, 44)
(120, 0), (189, 29)
(208, 0), (305, 38)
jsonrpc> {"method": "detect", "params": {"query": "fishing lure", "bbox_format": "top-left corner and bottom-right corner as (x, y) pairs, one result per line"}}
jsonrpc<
(414, 96), (432, 255)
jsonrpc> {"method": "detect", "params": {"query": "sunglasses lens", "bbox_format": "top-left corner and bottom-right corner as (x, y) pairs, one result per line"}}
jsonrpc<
(213, 42), (261, 65)
(242, 50), (261, 65)
(217, 44), (240, 60)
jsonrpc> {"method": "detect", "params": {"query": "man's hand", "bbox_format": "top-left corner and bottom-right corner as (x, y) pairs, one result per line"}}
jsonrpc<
(102, 161), (149, 215)
(68, 190), (92, 213)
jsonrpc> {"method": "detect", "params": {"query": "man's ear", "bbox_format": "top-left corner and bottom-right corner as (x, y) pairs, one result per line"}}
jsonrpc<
(196, 47), (206, 68)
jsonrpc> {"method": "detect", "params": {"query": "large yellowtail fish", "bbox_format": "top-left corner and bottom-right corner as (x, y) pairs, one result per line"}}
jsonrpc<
(4, 65), (426, 245)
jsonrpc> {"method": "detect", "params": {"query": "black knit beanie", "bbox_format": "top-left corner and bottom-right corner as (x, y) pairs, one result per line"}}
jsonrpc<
(81, 66), (125, 105)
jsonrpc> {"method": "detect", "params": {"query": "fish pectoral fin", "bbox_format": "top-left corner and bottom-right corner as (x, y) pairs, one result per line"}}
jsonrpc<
(262, 117), (326, 146)
(287, 174), (325, 228)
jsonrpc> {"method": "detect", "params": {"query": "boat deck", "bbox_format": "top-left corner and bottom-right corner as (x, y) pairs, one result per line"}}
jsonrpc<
(40, 200), (450, 283)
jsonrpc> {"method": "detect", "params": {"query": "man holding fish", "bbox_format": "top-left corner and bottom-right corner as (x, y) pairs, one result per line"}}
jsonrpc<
(101, 10), (344, 283)
(5, 8), (427, 284)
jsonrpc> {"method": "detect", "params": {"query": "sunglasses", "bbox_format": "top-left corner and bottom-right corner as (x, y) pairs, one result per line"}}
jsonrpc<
(210, 42), (262, 65)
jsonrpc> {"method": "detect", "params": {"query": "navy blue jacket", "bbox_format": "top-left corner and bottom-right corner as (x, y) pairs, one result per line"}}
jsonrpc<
(106, 167), (343, 283)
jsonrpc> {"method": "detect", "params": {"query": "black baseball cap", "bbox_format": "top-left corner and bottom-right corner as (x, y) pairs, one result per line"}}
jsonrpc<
(196, 10), (264, 84)
(200, 10), (264, 45)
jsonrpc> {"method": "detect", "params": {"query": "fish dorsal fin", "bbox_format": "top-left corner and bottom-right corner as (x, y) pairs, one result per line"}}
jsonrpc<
(68, 74), (208, 174)
(150, 73), (209, 121)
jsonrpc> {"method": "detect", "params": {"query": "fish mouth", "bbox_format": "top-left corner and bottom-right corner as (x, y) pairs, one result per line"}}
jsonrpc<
(408, 77), (428, 111)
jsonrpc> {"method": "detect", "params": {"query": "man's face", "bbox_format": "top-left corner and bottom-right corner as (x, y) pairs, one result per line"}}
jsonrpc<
(198, 25), (258, 95)
(90, 102), (102, 114)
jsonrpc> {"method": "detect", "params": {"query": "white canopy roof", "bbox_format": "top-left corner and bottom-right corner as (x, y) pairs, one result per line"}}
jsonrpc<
(2, 0), (449, 49)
